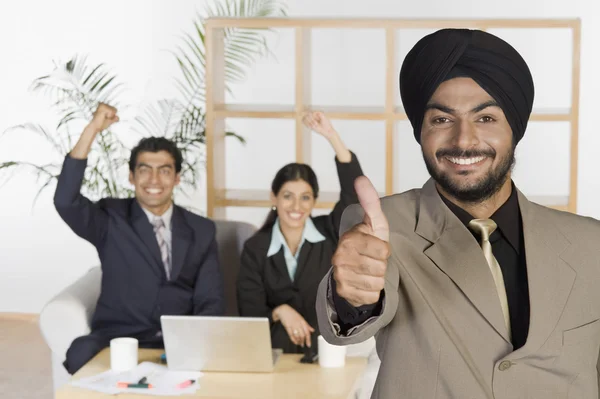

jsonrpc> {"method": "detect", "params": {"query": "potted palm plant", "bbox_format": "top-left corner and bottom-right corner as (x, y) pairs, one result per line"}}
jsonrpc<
(0, 0), (287, 206)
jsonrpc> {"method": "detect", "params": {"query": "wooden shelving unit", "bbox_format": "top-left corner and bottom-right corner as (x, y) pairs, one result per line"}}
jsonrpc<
(205, 18), (581, 218)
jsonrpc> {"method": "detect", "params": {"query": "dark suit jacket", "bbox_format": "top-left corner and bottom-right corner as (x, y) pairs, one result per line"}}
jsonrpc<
(54, 155), (225, 341)
(237, 152), (363, 353)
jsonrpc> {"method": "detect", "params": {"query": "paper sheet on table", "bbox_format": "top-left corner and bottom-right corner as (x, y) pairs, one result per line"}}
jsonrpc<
(70, 361), (203, 396)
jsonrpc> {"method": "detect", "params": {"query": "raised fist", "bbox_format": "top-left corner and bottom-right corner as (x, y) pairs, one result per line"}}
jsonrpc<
(89, 103), (119, 133)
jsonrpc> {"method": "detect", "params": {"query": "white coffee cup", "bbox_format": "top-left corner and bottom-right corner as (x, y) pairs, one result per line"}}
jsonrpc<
(110, 337), (138, 372)
(318, 335), (346, 368)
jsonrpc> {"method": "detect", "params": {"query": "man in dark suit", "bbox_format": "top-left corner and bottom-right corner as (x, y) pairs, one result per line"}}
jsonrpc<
(55, 103), (225, 374)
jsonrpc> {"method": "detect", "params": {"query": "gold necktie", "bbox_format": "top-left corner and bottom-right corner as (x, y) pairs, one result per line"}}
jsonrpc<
(468, 219), (511, 340)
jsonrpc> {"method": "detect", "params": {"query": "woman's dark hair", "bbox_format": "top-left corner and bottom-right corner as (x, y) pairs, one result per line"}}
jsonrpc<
(259, 163), (319, 232)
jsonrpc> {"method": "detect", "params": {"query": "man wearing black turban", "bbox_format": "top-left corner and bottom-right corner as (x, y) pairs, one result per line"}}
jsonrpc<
(401, 28), (535, 145)
(317, 28), (600, 399)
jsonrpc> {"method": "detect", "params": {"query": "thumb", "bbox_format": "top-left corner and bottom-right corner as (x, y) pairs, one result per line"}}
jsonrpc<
(354, 176), (389, 242)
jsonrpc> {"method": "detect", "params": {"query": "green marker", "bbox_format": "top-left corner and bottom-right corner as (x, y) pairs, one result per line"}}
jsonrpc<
(117, 382), (153, 389)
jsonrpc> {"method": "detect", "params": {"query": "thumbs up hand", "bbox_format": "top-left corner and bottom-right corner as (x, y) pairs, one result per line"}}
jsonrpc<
(332, 176), (391, 307)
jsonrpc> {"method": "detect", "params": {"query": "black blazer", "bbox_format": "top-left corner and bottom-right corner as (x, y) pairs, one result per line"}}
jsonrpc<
(236, 153), (363, 353)
(54, 155), (225, 341)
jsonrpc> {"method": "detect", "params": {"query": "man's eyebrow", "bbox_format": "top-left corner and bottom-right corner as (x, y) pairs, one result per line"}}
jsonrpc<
(424, 100), (500, 114)
(424, 102), (455, 114)
(471, 100), (500, 113)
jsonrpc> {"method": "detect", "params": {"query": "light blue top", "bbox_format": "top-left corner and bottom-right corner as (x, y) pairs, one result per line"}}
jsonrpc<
(267, 217), (326, 281)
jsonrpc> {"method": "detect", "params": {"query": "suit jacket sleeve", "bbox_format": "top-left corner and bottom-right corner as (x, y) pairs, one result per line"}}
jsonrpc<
(316, 202), (400, 345)
(193, 226), (226, 315)
(237, 242), (273, 323)
(53, 155), (109, 247)
(326, 151), (364, 238)
(331, 276), (384, 332)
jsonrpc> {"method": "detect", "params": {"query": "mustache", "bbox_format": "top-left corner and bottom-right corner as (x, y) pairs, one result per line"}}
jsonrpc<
(435, 148), (496, 158)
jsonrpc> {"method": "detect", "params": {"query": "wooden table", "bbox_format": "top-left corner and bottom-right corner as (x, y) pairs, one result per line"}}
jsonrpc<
(57, 348), (368, 399)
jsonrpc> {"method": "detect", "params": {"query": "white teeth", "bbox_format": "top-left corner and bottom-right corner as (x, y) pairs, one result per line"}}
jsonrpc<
(288, 212), (302, 220)
(447, 156), (485, 165)
(146, 188), (162, 194)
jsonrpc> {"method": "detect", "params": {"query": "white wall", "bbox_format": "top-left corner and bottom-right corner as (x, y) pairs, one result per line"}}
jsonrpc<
(0, 0), (598, 313)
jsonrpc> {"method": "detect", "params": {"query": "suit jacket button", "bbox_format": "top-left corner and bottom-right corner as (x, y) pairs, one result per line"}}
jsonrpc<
(498, 360), (512, 371)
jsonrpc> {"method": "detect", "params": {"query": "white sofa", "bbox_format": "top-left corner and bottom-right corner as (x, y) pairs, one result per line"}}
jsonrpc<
(39, 265), (101, 392)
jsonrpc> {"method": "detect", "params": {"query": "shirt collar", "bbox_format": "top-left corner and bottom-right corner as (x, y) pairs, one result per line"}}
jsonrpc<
(267, 217), (326, 257)
(141, 203), (174, 231)
(439, 182), (522, 253)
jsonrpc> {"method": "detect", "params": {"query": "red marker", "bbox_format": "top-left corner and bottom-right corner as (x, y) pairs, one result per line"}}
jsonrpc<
(176, 379), (196, 388)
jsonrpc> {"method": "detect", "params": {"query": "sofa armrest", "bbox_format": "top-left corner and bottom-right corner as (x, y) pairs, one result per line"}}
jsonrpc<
(39, 266), (102, 360)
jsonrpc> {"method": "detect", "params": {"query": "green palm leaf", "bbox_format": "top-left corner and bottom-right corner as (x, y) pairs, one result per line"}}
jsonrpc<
(173, 0), (287, 109)
(136, 0), (285, 193)
(1, 55), (131, 202)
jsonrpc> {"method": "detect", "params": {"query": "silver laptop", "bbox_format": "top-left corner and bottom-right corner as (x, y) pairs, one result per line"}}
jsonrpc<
(160, 315), (282, 372)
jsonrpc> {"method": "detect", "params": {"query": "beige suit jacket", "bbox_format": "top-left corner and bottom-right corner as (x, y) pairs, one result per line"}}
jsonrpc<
(316, 179), (600, 398)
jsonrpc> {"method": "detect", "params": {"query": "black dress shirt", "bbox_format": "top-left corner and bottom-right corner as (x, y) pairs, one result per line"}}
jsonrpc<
(333, 183), (531, 350)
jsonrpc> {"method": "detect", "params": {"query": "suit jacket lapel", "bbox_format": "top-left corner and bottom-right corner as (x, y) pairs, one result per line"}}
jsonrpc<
(294, 242), (314, 283)
(512, 191), (575, 357)
(130, 200), (165, 278)
(415, 179), (510, 342)
(170, 206), (192, 280)
(270, 249), (293, 286)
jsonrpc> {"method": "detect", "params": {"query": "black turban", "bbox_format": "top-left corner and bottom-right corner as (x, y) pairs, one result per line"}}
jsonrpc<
(399, 28), (534, 145)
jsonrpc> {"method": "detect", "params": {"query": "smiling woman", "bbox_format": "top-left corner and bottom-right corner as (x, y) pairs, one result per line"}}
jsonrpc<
(236, 111), (364, 354)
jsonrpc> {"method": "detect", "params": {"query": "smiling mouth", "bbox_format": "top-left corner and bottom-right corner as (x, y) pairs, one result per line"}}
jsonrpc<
(144, 188), (164, 195)
(287, 212), (304, 221)
(444, 156), (487, 166)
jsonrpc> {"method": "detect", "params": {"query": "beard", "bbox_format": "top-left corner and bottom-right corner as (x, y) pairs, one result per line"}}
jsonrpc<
(423, 146), (515, 204)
